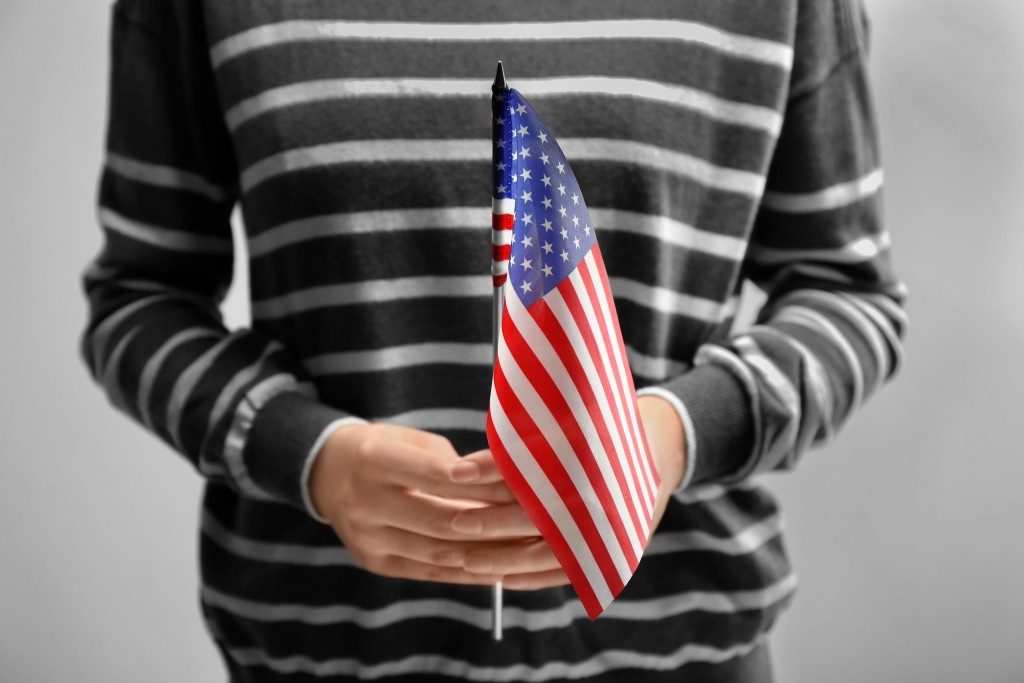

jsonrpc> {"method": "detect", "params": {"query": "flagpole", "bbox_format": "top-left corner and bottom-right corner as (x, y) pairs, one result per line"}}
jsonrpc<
(489, 282), (501, 643)
(489, 60), (507, 642)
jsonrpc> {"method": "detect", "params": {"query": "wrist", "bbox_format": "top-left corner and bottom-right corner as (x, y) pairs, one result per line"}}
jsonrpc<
(306, 418), (368, 524)
(637, 394), (688, 491)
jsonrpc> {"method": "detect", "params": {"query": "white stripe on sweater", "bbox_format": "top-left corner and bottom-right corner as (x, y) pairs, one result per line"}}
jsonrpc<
(747, 231), (890, 265)
(780, 289), (890, 394)
(105, 152), (230, 202)
(225, 76), (781, 134)
(240, 138), (765, 196)
(98, 207), (233, 255)
(377, 408), (487, 432)
(204, 343), (281, 443)
(760, 168), (883, 213)
(285, 339), (682, 383)
(220, 633), (772, 680)
(247, 206), (746, 262)
(771, 305), (865, 414)
(304, 342), (492, 376)
(210, 19), (793, 69)
(608, 277), (736, 322)
(201, 573), (795, 633)
(138, 327), (221, 429)
(649, 513), (782, 556)
(734, 335), (801, 461)
(165, 334), (242, 450)
(836, 291), (904, 378)
(101, 326), (143, 413)
(222, 373), (309, 500)
(626, 346), (687, 381)
(251, 275), (487, 319)
(250, 274), (735, 324)
(748, 324), (835, 445)
(90, 294), (174, 376)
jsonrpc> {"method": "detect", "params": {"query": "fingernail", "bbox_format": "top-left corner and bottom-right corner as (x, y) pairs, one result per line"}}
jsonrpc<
(464, 555), (493, 573)
(450, 461), (480, 483)
(451, 512), (482, 534)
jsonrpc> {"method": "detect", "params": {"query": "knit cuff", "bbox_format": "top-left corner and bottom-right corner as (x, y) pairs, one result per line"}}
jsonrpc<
(240, 391), (366, 523)
(640, 364), (755, 488)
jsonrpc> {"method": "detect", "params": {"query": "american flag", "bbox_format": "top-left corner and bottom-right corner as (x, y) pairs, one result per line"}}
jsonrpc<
(486, 74), (661, 619)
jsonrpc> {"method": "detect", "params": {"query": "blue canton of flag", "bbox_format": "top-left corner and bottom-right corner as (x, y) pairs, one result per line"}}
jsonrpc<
(492, 93), (598, 304)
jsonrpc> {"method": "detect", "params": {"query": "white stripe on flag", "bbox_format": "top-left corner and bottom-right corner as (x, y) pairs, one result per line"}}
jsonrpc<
(574, 257), (659, 499)
(545, 286), (654, 525)
(495, 326), (632, 587)
(583, 252), (661, 494)
(489, 390), (616, 608)
(504, 286), (645, 565)
(492, 197), (516, 214)
(563, 265), (656, 514)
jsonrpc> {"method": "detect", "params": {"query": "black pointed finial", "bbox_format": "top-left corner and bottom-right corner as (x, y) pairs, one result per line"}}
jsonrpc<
(492, 61), (507, 92)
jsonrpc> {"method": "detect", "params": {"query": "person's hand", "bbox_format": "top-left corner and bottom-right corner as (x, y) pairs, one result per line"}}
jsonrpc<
(309, 422), (547, 586)
(447, 448), (572, 590)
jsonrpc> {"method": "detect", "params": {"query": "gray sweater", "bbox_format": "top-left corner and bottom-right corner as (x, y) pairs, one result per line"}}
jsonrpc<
(81, 0), (907, 679)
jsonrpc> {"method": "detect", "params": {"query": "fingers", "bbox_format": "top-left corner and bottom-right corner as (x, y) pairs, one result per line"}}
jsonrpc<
(382, 489), (486, 540)
(364, 529), (560, 578)
(501, 568), (571, 590)
(449, 449), (506, 485)
(359, 527), (567, 589)
(350, 428), (513, 504)
(370, 437), (514, 503)
(463, 538), (560, 576)
(359, 487), (540, 547)
(363, 555), (503, 586)
(450, 502), (539, 538)
(361, 526), (473, 568)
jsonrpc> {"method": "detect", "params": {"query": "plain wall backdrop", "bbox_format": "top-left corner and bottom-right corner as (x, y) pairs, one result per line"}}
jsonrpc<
(2, 1), (1022, 681)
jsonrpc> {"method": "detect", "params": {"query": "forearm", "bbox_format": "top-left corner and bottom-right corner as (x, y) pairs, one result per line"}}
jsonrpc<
(81, 2), (360, 517)
(632, 2), (907, 488)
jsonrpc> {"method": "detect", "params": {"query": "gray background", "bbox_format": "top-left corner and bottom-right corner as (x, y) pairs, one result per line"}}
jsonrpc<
(2, 1), (1022, 681)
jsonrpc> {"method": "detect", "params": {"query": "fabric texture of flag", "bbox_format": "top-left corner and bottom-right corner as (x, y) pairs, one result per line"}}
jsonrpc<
(487, 80), (662, 619)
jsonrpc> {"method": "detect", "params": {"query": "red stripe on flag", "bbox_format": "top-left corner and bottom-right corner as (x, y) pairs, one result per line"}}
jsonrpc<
(491, 244), (511, 262)
(586, 251), (660, 492)
(578, 256), (657, 497)
(531, 283), (648, 550)
(492, 210), (512, 289)
(486, 399), (604, 618)
(490, 361), (623, 601)
(569, 257), (656, 511)
(502, 300), (639, 572)
(557, 269), (654, 520)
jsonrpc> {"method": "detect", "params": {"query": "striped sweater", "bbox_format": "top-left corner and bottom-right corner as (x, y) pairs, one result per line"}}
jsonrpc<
(80, 0), (907, 680)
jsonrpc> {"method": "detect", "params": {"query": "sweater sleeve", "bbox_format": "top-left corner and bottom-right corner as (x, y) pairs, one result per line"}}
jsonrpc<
(79, 2), (361, 522)
(639, 0), (908, 488)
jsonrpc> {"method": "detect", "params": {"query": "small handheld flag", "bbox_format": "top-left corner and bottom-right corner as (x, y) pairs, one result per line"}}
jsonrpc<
(487, 64), (661, 619)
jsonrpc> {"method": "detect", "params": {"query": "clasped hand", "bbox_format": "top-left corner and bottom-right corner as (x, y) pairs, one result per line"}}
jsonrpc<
(309, 396), (685, 589)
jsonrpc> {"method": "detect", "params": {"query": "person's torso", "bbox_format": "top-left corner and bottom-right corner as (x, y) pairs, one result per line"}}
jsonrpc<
(197, 1), (798, 679)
